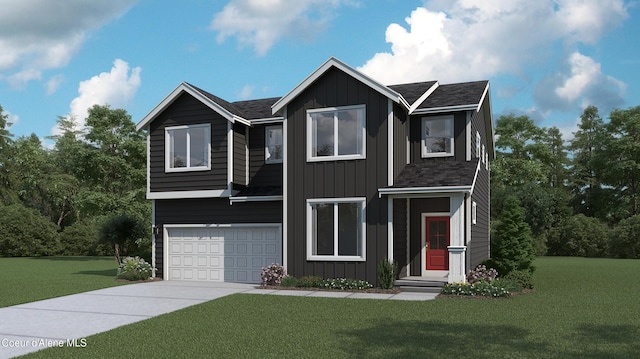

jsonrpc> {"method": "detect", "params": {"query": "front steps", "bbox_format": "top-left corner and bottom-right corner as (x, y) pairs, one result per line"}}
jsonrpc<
(395, 278), (447, 293)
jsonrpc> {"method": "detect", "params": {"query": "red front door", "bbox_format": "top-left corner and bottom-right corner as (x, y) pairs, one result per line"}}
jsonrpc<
(426, 217), (450, 270)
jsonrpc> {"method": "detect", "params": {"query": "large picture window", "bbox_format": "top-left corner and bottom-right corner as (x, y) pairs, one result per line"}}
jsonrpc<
(307, 198), (366, 261)
(265, 125), (283, 163)
(307, 105), (365, 161)
(165, 124), (211, 172)
(422, 116), (454, 157)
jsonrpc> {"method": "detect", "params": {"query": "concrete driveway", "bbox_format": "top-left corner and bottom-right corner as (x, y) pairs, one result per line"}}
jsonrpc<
(0, 281), (256, 358)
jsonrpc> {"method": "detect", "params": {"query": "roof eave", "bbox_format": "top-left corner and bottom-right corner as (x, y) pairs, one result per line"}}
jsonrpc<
(378, 185), (473, 197)
(411, 104), (478, 115)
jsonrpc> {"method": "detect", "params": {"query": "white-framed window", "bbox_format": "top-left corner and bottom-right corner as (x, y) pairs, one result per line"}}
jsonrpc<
(165, 124), (211, 172)
(422, 115), (454, 157)
(485, 152), (489, 170)
(307, 198), (366, 261)
(476, 131), (481, 158)
(265, 125), (283, 163)
(307, 105), (366, 161)
(472, 201), (477, 225)
(482, 145), (486, 164)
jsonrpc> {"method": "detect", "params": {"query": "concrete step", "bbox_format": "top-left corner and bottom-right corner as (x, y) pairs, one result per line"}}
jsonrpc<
(395, 279), (446, 293)
(396, 286), (443, 294)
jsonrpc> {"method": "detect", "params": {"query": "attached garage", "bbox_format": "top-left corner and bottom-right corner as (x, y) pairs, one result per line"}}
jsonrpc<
(164, 224), (282, 283)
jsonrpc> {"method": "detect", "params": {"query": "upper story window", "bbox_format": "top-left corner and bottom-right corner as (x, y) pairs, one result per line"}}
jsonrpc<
(307, 105), (365, 161)
(422, 115), (454, 157)
(476, 131), (481, 158)
(265, 125), (283, 164)
(165, 124), (211, 172)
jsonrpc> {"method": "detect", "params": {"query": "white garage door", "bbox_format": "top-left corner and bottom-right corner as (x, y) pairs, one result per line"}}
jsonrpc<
(166, 225), (281, 283)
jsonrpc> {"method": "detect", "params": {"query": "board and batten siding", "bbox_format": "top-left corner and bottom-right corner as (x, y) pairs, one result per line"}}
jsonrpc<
(248, 125), (283, 188)
(233, 123), (247, 187)
(285, 66), (391, 285)
(408, 111), (467, 164)
(148, 93), (228, 192)
(392, 198), (408, 278)
(470, 106), (491, 268)
(393, 103), (408, 179)
(154, 198), (283, 278)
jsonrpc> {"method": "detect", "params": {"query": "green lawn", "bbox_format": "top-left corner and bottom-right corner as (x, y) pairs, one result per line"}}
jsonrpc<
(24, 257), (640, 358)
(0, 257), (126, 308)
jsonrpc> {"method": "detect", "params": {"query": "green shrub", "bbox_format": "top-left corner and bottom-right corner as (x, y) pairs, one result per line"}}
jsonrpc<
(547, 214), (609, 257)
(441, 281), (511, 298)
(99, 213), (148, 260)
(492, 278), (523, 293)
(503, 270), (534, 289)
(609, 215), (640, 259)
(0, 204), (60, 256)
(297, 276), (324, 288)
(116, 256), (154, 281)
(59, 221), (103, 256)
(321, 278), (373, 290)
(378, 257), (398, 289)
(491, 196), (536, 275)
(280, 275), (298, 287)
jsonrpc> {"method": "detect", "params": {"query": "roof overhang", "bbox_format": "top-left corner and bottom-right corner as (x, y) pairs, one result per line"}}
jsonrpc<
(411, 104), (478, 115)
(229, 195), (283, 204)
(272, 57), (409, 115)
(250, 117), (284, 125)
(136, 82), (251, 131)
(378, 185), (473, 198)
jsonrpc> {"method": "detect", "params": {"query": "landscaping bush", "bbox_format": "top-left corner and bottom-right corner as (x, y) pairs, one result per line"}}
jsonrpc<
(59, 220), (111, 256)
(609, 215), (640, 259)
(378, 257), (398, 289)
(491, 196), (536, 275)
(441, 281), (511, 298)
(280, 275), (298, 287)
(547, 214), (609, 257)
(0, 204), (60, 256)
(321, 278), (373, 290)
(116, 256), (154, 281)
(503, 270), (534, 289)
(260, 263), (287, 285)
(492, 278), (523, 293)
(466, 264), (498, 284)
(297, 276), (324, 288)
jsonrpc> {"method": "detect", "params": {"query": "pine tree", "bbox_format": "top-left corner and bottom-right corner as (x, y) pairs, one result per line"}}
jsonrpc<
(491, 196), (535, 275)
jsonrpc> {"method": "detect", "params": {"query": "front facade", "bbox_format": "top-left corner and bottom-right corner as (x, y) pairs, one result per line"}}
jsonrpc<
(136, 57), (493, 285)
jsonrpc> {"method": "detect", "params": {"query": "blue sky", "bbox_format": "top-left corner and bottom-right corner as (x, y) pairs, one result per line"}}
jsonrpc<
(1, 0), (639, 144)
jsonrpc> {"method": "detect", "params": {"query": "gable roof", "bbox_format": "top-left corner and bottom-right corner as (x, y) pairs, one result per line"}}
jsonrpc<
(412, 80), (489, 114)
(272, 57), (410, 115)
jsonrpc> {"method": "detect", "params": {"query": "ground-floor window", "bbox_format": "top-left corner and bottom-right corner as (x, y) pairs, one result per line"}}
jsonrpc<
(307, 198), (366, 261)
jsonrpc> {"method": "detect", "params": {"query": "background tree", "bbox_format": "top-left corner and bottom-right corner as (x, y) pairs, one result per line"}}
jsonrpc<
(0, 105), (16, 205)
(608, 215), (640, 259)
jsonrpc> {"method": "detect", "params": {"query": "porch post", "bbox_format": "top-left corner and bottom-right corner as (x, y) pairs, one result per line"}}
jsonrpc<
(449, 195), (467, 283)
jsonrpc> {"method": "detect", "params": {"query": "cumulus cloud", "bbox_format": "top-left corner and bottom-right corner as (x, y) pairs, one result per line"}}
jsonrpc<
(359, 0), (627, 86)
(58, 59), (141, 135)
(210, 0), (353, 56)
(0, 0), (136, 88)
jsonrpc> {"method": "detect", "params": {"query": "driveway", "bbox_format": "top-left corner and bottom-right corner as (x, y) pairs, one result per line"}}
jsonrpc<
(0, 281), (255, 358)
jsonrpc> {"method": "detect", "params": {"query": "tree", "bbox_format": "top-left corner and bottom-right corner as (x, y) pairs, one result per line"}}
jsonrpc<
(0, 105), (16, 204)
(490, 196), (536, 275)
(609, 215), (640, 259)
(0, 204), (60, 256)
(547, 214), (609, 257)
(99, 213), (148, 262)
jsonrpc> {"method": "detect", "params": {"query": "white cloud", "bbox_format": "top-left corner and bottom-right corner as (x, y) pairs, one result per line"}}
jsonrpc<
(237, 85), (255, 100)
(65, 59), (141, 132)
(45, 74), (65, 95)
(0, 0), (136, 88)
(358, 0), (627, 86)
(210, 0), (353, 56)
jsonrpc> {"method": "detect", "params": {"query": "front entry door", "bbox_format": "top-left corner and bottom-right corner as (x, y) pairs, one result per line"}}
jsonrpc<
(425, 217), (450, 270)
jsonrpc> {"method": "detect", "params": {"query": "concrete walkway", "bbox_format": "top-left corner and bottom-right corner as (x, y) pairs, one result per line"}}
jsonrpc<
(0, 281), (437, 358)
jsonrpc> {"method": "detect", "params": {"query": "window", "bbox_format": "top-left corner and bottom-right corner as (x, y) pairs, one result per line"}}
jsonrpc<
(476, 131), (481, 158)
(472, 201), (477, 225)
(265, 125), (283, 163)
(485, 152), (489, 170)
(165, 124), (211, 172)
(482, 145), (486, 164)
(307, 198), (366, 261)
(308, 105), (365, 161)
(422, 116), (454, 157)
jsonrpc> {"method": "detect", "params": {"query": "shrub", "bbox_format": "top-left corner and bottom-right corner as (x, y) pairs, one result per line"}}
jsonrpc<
(609, 215), (640, 259)
(261, 263), (287, 285)
(441, 281), (511, 298)
(547, 214), (609, 257)
(321, 278), (373, 290)
(0, 204), (60, 256)
(99, 213), (147, 261)
(466, 264), (498, 284)
(491, 196), (536, 275)
(378, 257), (398, 289)
(280, 275), (298, 287)
(492, 278), (523, 293)
(503, 270), (534, 289)
(116, 256), (154, 281)
(59, 220), (104, 256)
(297, 276), (324, 288)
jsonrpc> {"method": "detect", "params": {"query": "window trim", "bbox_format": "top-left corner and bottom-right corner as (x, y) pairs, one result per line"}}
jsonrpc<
(421, 115), (454, 158)
(476, 131), (481, 158)
(265, 125), (283, 164)
(472, 201), (477, 225)
(306, 197), (366, 261)
(306, 105), (366, 162)
(165, 124), (211, 173)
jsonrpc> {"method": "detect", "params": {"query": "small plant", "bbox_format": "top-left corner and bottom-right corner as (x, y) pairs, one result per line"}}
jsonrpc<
(466, 264), (498, 284)
(321, 278), (373, 290)
(378, 257), (398, 289)
(280, 275), (298, 287)
(492, 278), (523, 293)
(116, 256), (154, 281)
(503, 270), (534, 289)
(260, 263), (287, 285)
(441, 281), (511, 298)
(297, 276), (324, 288)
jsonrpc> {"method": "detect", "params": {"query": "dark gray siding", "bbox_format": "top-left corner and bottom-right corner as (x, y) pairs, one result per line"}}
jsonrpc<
(408, 197), (449, 276)
(286, 66), (390, 285)
(154, 198), (283, 278)
(393, 198), (408, 278)
(248, 125), (282, 187)
(149, 93), (228, 192)
(470, 106), (491, 267)
(393, 103), (408, 179)
(408, 112), (467, 163)
(233, 123), (247, 187)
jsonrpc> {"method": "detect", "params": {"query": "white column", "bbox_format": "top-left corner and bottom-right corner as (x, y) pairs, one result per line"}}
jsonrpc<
(449, 194), (467, 283)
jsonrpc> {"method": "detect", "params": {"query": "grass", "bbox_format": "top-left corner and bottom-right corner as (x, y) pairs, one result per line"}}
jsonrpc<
(0, 256), (126, 308)
(23, 257), (640, 358)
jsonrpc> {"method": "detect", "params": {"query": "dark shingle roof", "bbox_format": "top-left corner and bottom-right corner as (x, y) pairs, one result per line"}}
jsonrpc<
(389, 81), (437, 106)
(417, 81), (488, 109)
(392, 160), (479, 188)
(232, 97), (281, 119)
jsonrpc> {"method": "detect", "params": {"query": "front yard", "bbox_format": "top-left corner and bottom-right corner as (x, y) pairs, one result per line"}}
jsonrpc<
(19, 256), (640, 358)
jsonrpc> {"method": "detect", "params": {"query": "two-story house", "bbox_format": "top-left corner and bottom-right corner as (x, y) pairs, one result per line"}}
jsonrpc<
(136, 57), (493, 285)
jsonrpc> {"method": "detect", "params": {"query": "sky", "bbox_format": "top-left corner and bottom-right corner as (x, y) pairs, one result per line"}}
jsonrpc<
(1, 0), (639, 146)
